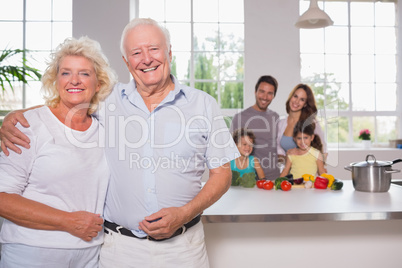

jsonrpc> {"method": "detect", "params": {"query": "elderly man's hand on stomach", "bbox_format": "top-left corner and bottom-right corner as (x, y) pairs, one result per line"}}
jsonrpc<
(139, 207), (188, 240)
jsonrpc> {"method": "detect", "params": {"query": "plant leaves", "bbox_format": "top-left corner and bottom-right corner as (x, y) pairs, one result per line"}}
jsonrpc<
(0, 48), (42, 92)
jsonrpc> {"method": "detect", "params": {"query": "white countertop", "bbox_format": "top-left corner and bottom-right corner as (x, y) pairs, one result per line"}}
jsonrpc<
(203, 181), (402, 222)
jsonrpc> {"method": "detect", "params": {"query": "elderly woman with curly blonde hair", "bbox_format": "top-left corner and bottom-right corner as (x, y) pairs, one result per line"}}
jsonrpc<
(0, 36), (116, 267)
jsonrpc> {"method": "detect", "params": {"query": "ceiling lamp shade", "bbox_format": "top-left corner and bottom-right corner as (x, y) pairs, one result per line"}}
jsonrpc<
(295, 0), (334, 29)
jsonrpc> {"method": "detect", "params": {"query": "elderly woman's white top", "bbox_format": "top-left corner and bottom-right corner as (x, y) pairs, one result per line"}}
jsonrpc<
(0, 106), (109, 248)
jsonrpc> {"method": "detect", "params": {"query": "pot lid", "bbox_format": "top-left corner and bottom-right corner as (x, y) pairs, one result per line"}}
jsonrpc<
(352, 154), (392, 167)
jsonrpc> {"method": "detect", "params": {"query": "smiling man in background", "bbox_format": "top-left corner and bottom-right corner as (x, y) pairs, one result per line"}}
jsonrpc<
(230, 75), (280, 180)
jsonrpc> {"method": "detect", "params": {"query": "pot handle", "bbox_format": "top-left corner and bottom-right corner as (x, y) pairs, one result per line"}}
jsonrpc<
(366, 154), (376, 162)
(344, 166), (353, 171)
(392, 159), (402, 165)
(385, 169), (401, 174)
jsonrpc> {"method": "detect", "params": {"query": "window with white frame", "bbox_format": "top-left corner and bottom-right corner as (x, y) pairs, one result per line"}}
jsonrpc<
(138, 0), (244, 110)
(0, 0), (72, 112)
(299, 0), (398, 147)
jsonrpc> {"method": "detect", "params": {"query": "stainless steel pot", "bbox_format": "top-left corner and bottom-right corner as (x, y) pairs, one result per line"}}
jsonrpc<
(344, 154), (402, 192)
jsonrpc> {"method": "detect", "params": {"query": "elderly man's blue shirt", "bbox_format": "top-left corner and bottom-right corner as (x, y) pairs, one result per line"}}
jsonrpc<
(98, 76), (238, 237)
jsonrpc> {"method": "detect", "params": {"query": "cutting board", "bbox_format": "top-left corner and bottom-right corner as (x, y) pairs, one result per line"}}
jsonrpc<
(292, 183), (306, 189)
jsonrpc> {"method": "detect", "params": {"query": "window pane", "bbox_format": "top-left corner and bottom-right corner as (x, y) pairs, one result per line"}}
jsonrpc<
(351, 83), (375, 111)
(137, 0), (244, 110)
(325, 54), (349, 82)
(375, 55), (396, 83)
(194, 82), (217, 100)
(375, 2), (395, 26)
(300, 29), (324, 54)
(220, 52), (244, 80)
(336, 82), (350, 110)
(26, 0), (52, 21)
(165, 23), (191, 51)
(171, 52), (190, 81)
(0, 81), (23, 110)
(326, 2), (348, 26)
(0, 0), (23, 20)
(327, 116), (349, 144)
(219, 0), (243, 22)
(139, 0), (164, 20)
(311, 81), (326, 110)
(326, 82), (349, 111)
(300, 54), (324, 79)
(351, 55), (374, 83)
(0, 22), (23, 48)
(376, 83), (396, 111)
(300, 0), (397, 146)
(350, 2), (374, 26)
(308, 78), (349, 111)
(220, 24), (244, 51)
(220, 82), (243, 109)
(351, 27), (374, 54)
(193, 0), (219, 22)
(166, 0), (190, 21)
(194, 52), (218, 80)
(375, 27), (396, 54)
(25, 81), (44, 107)
(29, 51), (52, 75)
(377, 116), (397, 143)
(1, 50), (23, 67)
(53, 0), (72, 21)
(353, 117), (375, 142)
(26, 22), (52, 50)
(1, 0), (71, 111)
(52, 22), (73, 49)
(325, 26), (348, 54)
(193, 23), (219, 51)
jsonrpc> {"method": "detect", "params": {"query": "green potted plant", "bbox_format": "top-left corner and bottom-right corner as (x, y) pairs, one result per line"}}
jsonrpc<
(0, 48), (42, 92)
(358, 129), (371, 149)
(0, 48), (42, 127)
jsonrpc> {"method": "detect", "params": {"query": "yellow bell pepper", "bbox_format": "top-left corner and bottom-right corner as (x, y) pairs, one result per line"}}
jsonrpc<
(321, 173), (335, 188)
(302, 174), (315, 182)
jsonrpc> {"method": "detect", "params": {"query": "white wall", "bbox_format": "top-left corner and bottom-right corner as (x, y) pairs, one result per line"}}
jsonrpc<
(73, 0), (131, 83)
(244, 0), (301, 117)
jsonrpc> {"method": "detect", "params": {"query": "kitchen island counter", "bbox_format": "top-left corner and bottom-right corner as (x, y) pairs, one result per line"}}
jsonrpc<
(202, 181), (402, 268)
(203, 181), (402, 223)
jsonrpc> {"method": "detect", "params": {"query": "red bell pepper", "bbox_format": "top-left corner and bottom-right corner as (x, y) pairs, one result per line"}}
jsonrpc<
(314, 176), (329, 189)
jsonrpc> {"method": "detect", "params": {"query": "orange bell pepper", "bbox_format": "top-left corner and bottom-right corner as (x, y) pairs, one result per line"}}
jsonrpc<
(302, 174), (315, 182)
